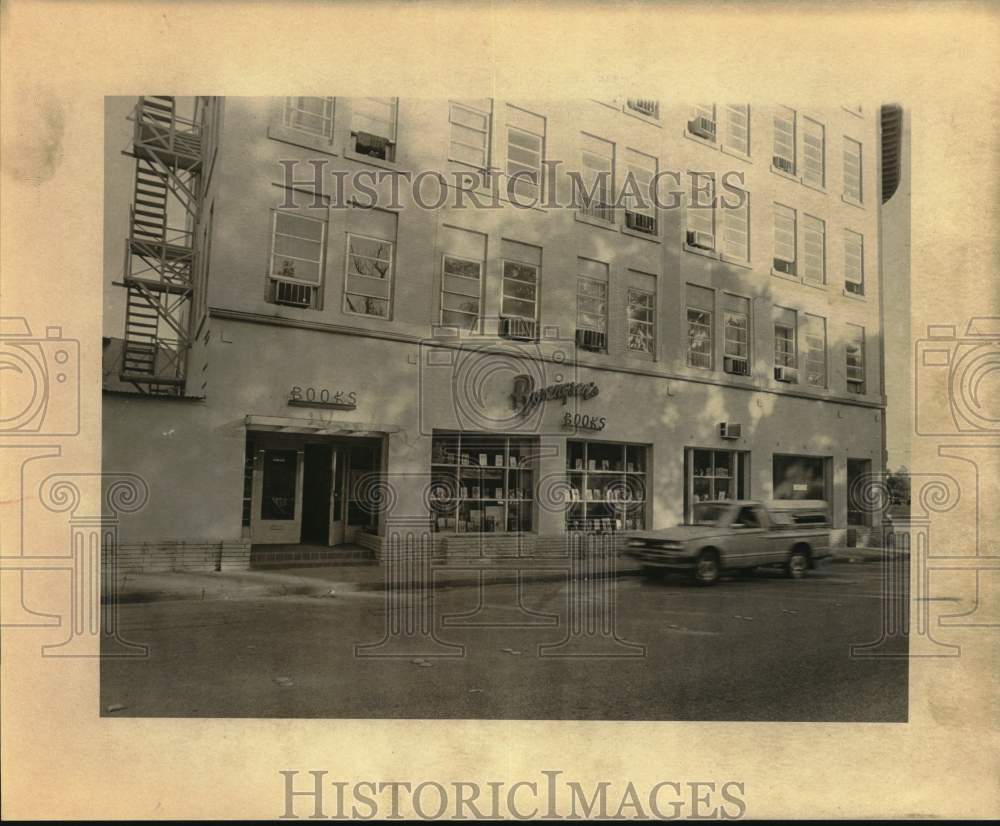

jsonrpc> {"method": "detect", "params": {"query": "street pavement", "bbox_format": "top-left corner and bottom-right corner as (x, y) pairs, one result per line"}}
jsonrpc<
(102, 561), (908, 721)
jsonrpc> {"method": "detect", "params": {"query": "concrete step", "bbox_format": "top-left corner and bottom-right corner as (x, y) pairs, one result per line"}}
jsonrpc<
(249, 545), (377, 569)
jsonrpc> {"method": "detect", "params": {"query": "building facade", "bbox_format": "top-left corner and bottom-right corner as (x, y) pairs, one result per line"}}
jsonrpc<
(103, 97), (886, 569)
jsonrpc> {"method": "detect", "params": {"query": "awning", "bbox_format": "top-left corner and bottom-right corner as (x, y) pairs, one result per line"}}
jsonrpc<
(245, 415), (401, 436)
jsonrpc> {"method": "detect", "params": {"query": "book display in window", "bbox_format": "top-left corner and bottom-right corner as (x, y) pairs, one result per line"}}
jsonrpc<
(565, 441), (647, 533)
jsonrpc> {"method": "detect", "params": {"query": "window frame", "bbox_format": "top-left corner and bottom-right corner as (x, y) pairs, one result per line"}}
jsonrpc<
(772, 106), (797, 175)
(846, 325), (866, 394)
(685, 172), (716, 252)
(723, 309), (750, 371)
(282, 97), (335, 141)
(500, 257), (540, 322)
(802, 213), (827, 285)
(774, 312), (798, 372)
(843, 136), (863, 204)
(349, 97), (399, 162)
(773, 202), (797, 275)
(800, 116), (826, 189)
(804, 313), (827, 388)
(439, 252), (485, 334)
(844, 229), (865, 296)
(626, 286), (656, 356)
(686, 305), (714, 370)
(447, 100), (492, 172)
(343, 223), (396, 320)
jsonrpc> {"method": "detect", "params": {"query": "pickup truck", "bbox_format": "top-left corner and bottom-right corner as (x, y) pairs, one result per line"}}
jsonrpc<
(624, 500), (832, 585)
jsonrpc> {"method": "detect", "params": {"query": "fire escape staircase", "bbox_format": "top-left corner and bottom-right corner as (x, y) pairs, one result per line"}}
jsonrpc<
(118, 95), (204, 395)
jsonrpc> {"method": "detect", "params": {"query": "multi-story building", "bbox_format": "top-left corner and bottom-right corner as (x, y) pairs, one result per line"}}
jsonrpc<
(103, 97), (886, 569)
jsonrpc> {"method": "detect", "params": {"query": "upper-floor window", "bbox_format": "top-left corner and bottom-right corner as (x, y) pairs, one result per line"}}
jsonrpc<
(344, 207), (396, 319)
(803, 313), (827, 388)
(448, 99), (492, 171)
(623, 148), (658, 235)
(843, 137), (863, 203)
(576, 258), (609, 352)
(686, 285), (714, 370)
(722, 187), (749, 263)
(268, 209), (327, 310)
(686, 173), (716, 251)
(689, 104), (751, 157)
(439, 225), (486, 333)
(773, 203), (797, 275)
(801, 116), (825, 188)
(773, 307), (798, 382)
(844, 229), (865, 295)
(723, 294), (751, 377)
(772, 106), (797, 175)
(626, 271), (656, 356)
(283, 97), (334, 140)
(505, 106), (545, 202)
(350, 97), (398, 161)
(626, 98), (660, 119)
(578, 133), (615, 222)
(688, 104), (718, 142)
(802, 214), (826, 285)
(724, 104), (750, 156)
(500, 239), (541, 338)
(846, 324), (866, 393)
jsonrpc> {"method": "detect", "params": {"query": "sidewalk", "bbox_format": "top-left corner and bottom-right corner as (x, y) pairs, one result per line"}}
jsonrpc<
(829, 546), (907, 564)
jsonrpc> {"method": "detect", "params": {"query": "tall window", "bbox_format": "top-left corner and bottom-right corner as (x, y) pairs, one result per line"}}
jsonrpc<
(804, 313), (827, 388)
(623, 148), (657, 235)
(506, 106), (545, 202)
(350, 97), (398, 161)
(802, 215), (826, 284)
(843, 137), (863, 203)
(687, 285), (714, 369)
(344, 207), (396, 318)
(773, 203), (797, 274)
(846, 324), (866, 393)
(722, 188), (749, 262)
(774, 307), (797, 380)
(801, 117), (825, 187)
(626, 271), (656, 355)
(723, 294), (750, 376)
(448, 99), (491, 171)
(686, 173), (715, 250)
(439, 225), (486, 333)
(283, 97), (334, 139)
(268, 210), (326, 309)
(844, 229), (865, 295)
(724, 104), (750, 155)
(576, 259), (609, 352)
(566, 441), (647, 532)
(773, 106), (796, 174)
(578, 133), (615, 221)
(500, 239), (541, 325)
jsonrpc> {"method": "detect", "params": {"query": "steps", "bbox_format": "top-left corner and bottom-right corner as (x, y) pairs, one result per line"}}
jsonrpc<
(250, 544), (378, 569)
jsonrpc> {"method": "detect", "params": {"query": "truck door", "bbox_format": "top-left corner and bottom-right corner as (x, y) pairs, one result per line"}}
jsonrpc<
(732, 505), (768, 566)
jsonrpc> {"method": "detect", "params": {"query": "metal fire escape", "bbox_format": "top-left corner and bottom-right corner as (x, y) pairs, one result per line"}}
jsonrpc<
(117, 96), (204, 395)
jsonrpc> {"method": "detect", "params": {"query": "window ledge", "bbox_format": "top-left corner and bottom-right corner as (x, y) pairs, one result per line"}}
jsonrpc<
(267, 124), (338, 156)
(841, 194), (865, 210)
(622, 107), (662, 127)
(343, 148), (402, 172)
(801, 180), (828, 195)
(770, 165), (799, 183)
(802, 279), (829, 292)
(841, 288), (867, 301)
(684, 242), (719, 260)
(770, 267), (800, 282)
(683, 130), (719, 150)
(575, 212), (619, 232)
(720, 253), (752, 270)
(626, 349), (656, 361)
(720, 145), (752, 163)
(621, 225), (661, 243)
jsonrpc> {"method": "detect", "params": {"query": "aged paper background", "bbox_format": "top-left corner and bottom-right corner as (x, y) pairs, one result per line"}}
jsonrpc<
(2, 0), (998, 819)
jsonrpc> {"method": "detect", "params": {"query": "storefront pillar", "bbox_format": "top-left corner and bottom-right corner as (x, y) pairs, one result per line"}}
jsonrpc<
(534, 437), (567, 539)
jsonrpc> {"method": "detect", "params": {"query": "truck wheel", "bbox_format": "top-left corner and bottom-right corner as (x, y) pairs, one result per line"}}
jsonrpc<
(786, 548), (809, 579)
(693, 550), (720, 585)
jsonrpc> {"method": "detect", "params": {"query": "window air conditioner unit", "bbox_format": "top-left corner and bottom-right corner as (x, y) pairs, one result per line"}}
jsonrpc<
(688, 117), (717, 140)
(774, 365), (799, 383)
(723, 356), (751, 376)
(273, 280), (314, 308)
(845, 281), (864, 296)
(773, 155), (796, 175)
(499, 316), (538, 341)
(686, 230), (715, 251)
(773, 257), (796, 275)
(719, 422), (742, 440)
(627, 99), (659, 118)
(354, 130), (392, 160)
(576, 329), (607, 352)
(625, 211), (657, 234)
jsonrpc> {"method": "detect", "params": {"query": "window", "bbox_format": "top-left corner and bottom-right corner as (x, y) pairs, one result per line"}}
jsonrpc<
(773, 203), (797, 274)
(688, 104), (717, 142)
(773, 454), (828, 501)
(626, 271), (656, 355)
(344, 207), (396, 318)
(578, 133), (615, 221)
(439, 225), (486, 333)
(566, 441), (647, 532)
(687, 285), (714, 369)
(430, 434), (537, 533)
(283, 97), (334, 139)
(268, 210), (327, 309)
(804, 313), (827, 388)
(626, 98), (660, 119)
(623, 148), (658, 235)
(506, 106), (545, 202)
(843, 137), (863, 203)
(448, 99), (491, 170)
(722, 187), (749, 262)
(844, 229), (865, 295)
(802, 215), (826, 284)
(774, 306), (797, 380)
(846, 324), (866, 394)
(723, 104), (750, 156)
(723, 294), (750, 376)
(773, 106), (796, 174)
(801, 117), (825, 188)
(500, 239), (541, 327)
(576, 258), (609, 352)
(686, 173), (715, 250)
(350, 97), (398, 161)
(689, 449), (747, 506)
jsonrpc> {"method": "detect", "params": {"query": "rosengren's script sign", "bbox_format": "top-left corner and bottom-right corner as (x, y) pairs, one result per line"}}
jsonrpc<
(511, 374), (600, 416)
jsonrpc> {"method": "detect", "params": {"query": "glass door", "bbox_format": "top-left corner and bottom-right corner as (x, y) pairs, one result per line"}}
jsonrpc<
(251, 447), (303, 544)
(329, 448), (346, 545)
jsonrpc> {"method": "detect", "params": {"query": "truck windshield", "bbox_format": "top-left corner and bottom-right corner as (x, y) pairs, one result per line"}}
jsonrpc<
(690, 504), (727, 525)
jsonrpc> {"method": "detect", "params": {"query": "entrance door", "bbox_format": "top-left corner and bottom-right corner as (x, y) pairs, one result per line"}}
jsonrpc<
(251, 447), (303, 544)
(301, 444), (333, 544)
(328, 447), (346, 545)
